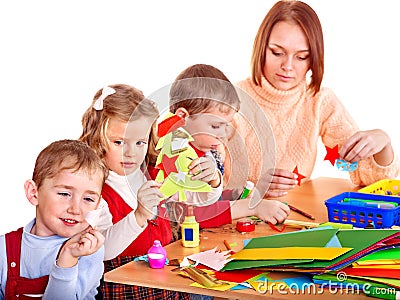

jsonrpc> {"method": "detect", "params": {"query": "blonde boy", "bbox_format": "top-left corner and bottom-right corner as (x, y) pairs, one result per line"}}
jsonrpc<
(0, 139), (108, 299)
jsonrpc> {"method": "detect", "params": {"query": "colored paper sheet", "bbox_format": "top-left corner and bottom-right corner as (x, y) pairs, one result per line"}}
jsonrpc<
(159, 174), (212, 199)
(353, 264), (400, 269)
(313, 274), (390, 289)
(315, 273), (400, 289)
(354, 276), (400, 288)
(340, 267), (400, 279)
(231, 247), (353, 260)
(244, 228), (340, 249)
(289, 230), (400, 270)
(356, 248), (400, 263)
(247, 273), (288, 292)
(209, 269), (266, 283)
(190, 281), (237, 291)
(247, 279), (287, 291)
(221, 258), (313, 271)
(283, 275), (315, 292)
(187, 248), (233, 271)
(222, 228), (340, 271)
(230, 283), (252, 290)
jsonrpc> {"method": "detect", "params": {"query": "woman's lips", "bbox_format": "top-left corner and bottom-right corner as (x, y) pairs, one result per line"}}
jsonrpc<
(277, 74), (293, 82)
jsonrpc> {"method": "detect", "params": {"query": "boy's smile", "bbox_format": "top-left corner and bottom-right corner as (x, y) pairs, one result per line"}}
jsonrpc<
(29, 169), (103, 237)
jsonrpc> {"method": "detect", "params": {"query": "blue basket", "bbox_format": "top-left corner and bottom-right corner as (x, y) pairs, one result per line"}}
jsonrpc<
(324, 192), (400, 228)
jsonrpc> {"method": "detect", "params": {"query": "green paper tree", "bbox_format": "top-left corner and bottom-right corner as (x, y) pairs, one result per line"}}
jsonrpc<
(155, 113), (212, 201)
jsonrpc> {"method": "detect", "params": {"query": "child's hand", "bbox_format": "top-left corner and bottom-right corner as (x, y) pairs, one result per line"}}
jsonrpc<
(188, 157), (221, 187)
(340, 129), (393, 166)
(264, 168), (298, 198)
(135, 180), (163, 226)
(253, 199), (290, 225)
(57, 226), (104, 268)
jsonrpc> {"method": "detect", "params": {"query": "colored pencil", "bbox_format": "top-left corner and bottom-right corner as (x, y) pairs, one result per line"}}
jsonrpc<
(288, 204), (315, 220)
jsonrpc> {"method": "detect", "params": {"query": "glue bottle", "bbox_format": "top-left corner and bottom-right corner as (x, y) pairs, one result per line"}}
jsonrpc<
(147, 240), (167, 269)
(181, 206), (199, 248)
(240, 181), (255, 199)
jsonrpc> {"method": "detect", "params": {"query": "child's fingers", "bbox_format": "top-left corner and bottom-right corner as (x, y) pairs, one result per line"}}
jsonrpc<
(140, 180), (162, 190)
(89, 228), (105, 245)
(139, 187), (164, 201)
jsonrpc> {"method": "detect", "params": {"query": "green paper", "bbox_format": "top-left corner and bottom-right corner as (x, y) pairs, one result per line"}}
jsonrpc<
(245, 228), (340, 249)
(155, 117), (212, 201)
(222, 228), (338, 271)
(222, 259), (313, 271)
(291, 229), (400, 269)
(357, 247), (400, 262)
(313, 273), (390, 289)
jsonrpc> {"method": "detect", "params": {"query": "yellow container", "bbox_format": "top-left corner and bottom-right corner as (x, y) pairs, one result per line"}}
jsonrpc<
(358, 179), (400, 196)
(181, 215), (199, 247)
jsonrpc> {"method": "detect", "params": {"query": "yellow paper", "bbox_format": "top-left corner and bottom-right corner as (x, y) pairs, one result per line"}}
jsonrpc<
(231, 247), (353, 260)
(190, 281), (237, 291)
(247, 280), (287, 291)
(159, 176), (212, 200)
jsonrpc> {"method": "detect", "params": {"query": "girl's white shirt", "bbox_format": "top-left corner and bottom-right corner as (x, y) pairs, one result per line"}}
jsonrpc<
(97, 169), (147, 261)
(106, 169), (145, 210)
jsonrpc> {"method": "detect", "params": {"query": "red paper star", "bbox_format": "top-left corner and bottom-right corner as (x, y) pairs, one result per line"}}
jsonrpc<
(156, 154), (178, 177)
(324, 145), (340, 166)
(292, 166), (306, 186)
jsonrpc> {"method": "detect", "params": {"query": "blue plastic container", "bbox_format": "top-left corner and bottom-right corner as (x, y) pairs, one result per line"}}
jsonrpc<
(324, 192), (400, 228)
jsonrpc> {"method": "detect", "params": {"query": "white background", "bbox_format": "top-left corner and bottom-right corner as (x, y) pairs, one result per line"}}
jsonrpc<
(1, 1), (399, 235)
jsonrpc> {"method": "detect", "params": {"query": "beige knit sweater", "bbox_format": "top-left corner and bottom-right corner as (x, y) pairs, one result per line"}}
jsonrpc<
(223, 76), (399, 189)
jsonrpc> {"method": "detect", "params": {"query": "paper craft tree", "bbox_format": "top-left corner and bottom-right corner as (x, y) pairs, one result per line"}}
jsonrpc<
(155, 112), (212, 201)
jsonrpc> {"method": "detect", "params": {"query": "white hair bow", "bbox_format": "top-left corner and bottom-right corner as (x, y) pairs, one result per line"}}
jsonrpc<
(93, 86), (116, 110)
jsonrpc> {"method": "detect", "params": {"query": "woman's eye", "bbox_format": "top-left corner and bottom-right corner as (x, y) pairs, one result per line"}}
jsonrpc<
(211, 125), (220, 129)
(272, 51), (283, 56)
(114, 140), (123, 146)
(297, 56), (309, 61)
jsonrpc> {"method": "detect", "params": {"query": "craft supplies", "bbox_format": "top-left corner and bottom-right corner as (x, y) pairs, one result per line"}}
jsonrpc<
(147, 240), (167, 269)
(325, 192), (400, 228)
(181, 206), (200, 247)
(239, 181), (254, 199)
(236, 218), (256, 233)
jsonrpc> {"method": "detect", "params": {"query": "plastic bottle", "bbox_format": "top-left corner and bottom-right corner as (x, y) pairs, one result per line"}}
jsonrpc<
(240, 181), (255, 199)
(147, 240), (167, 269)
(181, 206), (199, 248)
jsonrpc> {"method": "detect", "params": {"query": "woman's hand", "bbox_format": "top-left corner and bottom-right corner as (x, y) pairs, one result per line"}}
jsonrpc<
(264, 168), (298, 198)
(340, 129), (394, 166)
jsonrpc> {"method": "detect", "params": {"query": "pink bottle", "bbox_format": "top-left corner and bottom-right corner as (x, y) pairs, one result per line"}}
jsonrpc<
(147, 240), (167, 269)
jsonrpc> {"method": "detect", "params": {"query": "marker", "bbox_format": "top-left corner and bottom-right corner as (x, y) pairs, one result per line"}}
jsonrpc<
(342, 200), (396, 209)
(343, 198), (398, 207)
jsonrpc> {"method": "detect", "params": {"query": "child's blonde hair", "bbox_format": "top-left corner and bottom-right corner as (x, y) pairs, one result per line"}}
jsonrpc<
(169, 64), (240, 115)
(79, 84), (159, 166)
(32, 139), (108, 189)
